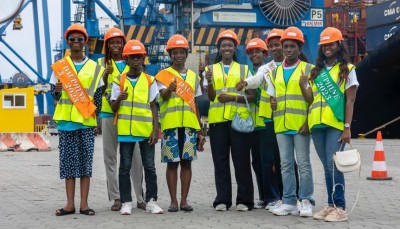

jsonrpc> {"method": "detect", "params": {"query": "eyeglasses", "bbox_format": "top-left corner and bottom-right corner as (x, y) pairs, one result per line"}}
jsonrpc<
(68, 37), (85, 42)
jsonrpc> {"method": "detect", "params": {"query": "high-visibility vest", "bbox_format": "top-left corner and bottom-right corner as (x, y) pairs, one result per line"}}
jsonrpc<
(97, 58), (129, 115)
(207, 62), (250, 124)
(157, 67), (201, 131)
(114, 73), (154, 138)
(53, 57), (103, 127)
(249, 70), (268, 128)
(258, 78), (273, 120)
(308, 63), (355, 131)
(270, 61), (313, 133)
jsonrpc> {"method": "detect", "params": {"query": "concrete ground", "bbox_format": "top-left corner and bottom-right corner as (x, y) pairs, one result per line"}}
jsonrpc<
(0, 135), (399, 229)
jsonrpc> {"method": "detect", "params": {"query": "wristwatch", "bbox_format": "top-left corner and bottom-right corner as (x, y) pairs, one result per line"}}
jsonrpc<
(344, 123), (351, 128)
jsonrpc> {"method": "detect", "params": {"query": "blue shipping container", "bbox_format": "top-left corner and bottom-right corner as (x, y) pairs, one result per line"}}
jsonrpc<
(366, 23), (399, 51)
(366, 0), (400, 28)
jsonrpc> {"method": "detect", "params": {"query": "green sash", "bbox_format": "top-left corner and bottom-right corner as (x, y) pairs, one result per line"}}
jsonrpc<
(314, 69), (345, 122)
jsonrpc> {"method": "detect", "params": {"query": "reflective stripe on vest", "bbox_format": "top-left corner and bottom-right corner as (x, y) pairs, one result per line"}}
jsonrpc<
(156, 67), (200, 131)
(115, 72), (154, 137)
(272, 61), (313, 133)
(98, 58), (129, 114)
(53, 57), (103, 127)
(308, 63), (354, 131)
(207, 62), (249, 124)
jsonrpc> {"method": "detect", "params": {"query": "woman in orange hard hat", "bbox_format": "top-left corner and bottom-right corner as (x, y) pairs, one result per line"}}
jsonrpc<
(97, 27), (145, 212)
(155, 34), (204, 212)
(306, 27), (359, 222)
(51, 23), (105, 216)
(267, 26), (315, 217)
(205, 29), (256, 211)
(110, 40), (163, 215)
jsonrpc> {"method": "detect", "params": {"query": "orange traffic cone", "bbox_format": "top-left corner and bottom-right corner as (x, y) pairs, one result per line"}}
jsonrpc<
(367, 131), (392, 180)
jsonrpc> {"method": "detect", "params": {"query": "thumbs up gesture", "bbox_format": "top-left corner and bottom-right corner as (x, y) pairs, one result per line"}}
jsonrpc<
(168, 77), (177, 92)
(299, 70), (308, 87)
(106, 60), (113, 74)
(119, 87), (128, 100)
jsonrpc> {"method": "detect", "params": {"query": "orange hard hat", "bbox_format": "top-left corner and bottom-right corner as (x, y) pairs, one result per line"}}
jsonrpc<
(64, 23), (89, 42)
(265, 28), (284, 44)
(104, 27), (126, 43)
(245, 38), (268, 55)
(280, 26), (304, 44)
(122, 39), (146, 58)
(319, 27), (344, 45)
(166, 34), (189, 52)
(216, 29), (239, 46)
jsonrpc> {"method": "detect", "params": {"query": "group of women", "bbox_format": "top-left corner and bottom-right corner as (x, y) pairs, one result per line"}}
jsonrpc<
(52, 23), (358, 223)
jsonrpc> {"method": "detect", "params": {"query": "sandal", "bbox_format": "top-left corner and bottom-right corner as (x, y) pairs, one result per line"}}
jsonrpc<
(80, 208), (95, 216)
(180, 205), (193, 212)
(111, 199), (122, 211)
(55, 208), (75, 216)
(168, 206), (179, 212)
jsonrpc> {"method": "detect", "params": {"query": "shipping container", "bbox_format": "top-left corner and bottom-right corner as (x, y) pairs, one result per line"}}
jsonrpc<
(366, 22), (399, 50)
(366, 0), (400, 28)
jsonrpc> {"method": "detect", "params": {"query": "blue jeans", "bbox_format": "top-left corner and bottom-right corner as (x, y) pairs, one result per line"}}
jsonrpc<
(312, 127), (346, 209)
(119, 141), (158, 203)
(276, 133), (313, 206)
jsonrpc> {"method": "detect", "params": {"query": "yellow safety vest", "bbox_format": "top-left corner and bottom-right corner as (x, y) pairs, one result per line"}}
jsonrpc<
(114, 73), (154, 137)
(270, 61), (313, 133)
(157, 67), (201, 131)
(308, 63), (355, 131)
(53, 57), (103, 127)
(250, 73), (268, 128)
(207, 62), (250, 124)
(97, 58), (129, 114)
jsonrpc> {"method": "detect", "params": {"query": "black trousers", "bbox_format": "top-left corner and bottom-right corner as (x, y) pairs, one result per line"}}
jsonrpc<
(209, 121), (254, 209)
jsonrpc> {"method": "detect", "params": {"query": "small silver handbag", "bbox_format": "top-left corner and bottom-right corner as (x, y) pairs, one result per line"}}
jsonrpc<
(231, 95), (254, 133)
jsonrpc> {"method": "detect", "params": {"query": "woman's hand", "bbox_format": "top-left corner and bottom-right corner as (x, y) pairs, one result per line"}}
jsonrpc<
(168, 77), (177, 92)
(270, 97), (277, 111)
(106, 60), (113, 75)
(298, 122), (310, 135)
(118, 88), (128, 100)
(55, 82), (63, 93)
(218, 94), (234, 103)
(148, 130), (159, 145)
(340, 128), (351, 143)
(236, 80), (247, 91)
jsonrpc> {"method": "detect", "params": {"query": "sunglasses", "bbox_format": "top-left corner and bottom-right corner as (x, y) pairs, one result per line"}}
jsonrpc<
(68, 37), (85, 42)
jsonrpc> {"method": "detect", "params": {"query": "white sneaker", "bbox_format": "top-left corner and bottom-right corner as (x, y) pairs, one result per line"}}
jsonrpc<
(145, 198), (164, 214)
(236, 204), (249, 211)
(215, 204), (227, 211)
(299, 199), (313, 217)
(266, 199), (281, 211)
(254, 200), (266, 209)
(272, 204), (299, 216)
(120, 202), (132, 215)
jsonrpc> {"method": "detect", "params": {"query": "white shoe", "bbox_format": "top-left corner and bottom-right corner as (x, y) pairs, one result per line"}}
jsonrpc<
(236, 204), (249, 211)
(215, 204), (227, 211)
(272, 204), (299, 216)
(299, 199), (313, 217)
(324, 208), (348, 222)
(267, 200), (282, 212)
(120, 202), (132, 215)
(145, 198), (164, 214)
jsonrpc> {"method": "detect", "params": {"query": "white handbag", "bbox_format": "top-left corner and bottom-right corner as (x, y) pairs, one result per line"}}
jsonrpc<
(333, 144), (361, 173)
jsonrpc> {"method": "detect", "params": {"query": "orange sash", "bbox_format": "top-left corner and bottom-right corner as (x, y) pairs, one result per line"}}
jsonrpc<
(51, 58), (96, 119)
(156, 69), (197, 115)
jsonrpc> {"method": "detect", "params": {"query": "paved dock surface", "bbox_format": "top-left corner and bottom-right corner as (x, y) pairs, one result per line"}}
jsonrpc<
(1, 136), (399, 229)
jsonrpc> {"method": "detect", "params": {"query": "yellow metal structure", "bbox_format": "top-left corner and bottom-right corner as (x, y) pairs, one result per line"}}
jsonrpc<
(0, 88), (34, 132)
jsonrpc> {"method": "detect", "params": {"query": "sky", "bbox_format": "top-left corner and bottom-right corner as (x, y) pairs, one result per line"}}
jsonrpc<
(0, 0), (127, 83)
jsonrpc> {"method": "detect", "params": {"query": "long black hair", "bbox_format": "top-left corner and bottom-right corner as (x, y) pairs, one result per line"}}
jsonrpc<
(310, 41), (350, 82)
(104, 37), (126, 63)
